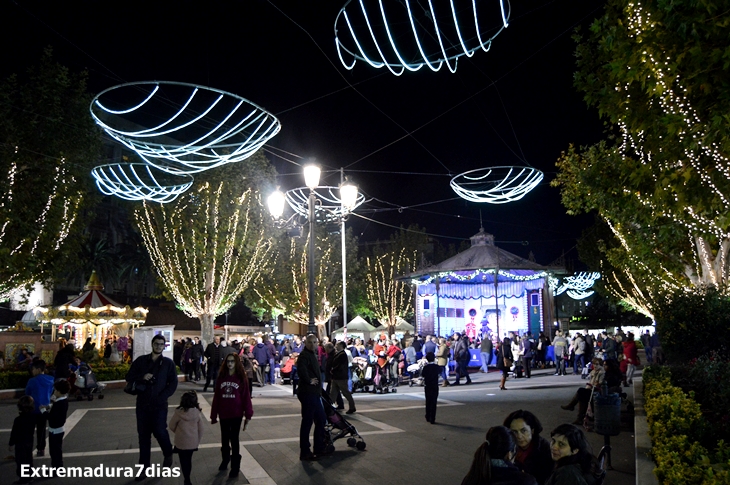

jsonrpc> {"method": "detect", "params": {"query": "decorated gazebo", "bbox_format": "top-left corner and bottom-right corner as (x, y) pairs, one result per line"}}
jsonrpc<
(37, 271), (148, 349)
(400, 228), (560, 340)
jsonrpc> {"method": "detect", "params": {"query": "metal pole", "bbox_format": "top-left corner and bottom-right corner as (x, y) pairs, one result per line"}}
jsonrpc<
(308, 190), (317, 336)
(495, 243), (500, 339)
(341, 168), (348, 340)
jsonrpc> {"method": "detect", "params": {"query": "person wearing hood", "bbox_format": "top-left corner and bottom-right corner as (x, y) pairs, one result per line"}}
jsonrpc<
(25, 360), (54, 457)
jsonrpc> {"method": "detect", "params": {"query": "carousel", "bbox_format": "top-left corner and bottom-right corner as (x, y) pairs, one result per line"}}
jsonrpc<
(36, 271), (148, 350)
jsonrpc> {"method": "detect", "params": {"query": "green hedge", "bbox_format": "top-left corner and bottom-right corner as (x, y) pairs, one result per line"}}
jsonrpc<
(644, 366), (730, 484)
(0, 363), (132, 390)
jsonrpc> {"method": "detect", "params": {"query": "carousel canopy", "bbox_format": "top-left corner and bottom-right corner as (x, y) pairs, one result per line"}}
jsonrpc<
(37, 271), (148, 326)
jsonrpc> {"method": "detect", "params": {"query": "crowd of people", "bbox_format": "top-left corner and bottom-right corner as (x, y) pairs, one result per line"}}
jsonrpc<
(6, 326), (647, 484)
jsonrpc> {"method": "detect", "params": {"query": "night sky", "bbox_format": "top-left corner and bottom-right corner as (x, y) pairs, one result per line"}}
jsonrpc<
(2, 0), (606, 266)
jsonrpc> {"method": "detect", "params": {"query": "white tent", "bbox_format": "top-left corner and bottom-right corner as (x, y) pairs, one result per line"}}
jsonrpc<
(331, 316), (377, 342)
(394, 317), (415, 332)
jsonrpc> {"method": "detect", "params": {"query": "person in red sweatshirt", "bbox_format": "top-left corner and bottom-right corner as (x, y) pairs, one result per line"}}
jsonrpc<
(210, 353), (253, 478)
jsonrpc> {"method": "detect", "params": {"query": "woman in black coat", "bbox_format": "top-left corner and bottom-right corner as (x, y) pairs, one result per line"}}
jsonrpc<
(496, 337), (513, 390)
(54, 344), (76, 380)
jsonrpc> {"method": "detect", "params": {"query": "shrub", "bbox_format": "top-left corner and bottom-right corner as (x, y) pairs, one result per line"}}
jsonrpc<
(654, 286), (730, 364)
(644, 367), (730, 484)
(0, 370), (32, 390)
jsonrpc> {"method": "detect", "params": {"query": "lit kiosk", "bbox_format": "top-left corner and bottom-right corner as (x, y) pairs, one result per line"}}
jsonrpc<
(401, 228), (555, 340)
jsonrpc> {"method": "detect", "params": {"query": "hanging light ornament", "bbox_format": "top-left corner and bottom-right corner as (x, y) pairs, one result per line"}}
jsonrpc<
(284, 186), (366, 222)
(335, 0), (510, 75)
(91, 163), (194, 203)
(450, 166), (543, 203)
(555, 272), (601, 300)
(90, 81), (281, 174)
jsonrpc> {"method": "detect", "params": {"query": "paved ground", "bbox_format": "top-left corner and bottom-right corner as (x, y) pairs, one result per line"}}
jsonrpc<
(0, 367), (637, 485)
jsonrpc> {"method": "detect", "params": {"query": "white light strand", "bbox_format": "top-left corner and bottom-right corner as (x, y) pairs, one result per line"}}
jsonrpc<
(90, 81), (281, 174)
(450, 166), (543, 203)
(92, 163), (194, 203)
(335, 0), (510, 74)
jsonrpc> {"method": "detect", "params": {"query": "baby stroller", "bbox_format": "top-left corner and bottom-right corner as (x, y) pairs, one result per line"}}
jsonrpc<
(407, 358), (427, 387)
(581, 361), (593, 380)
(280, 356), (296, 385)
(321, 392), (366, 452)
(350, 357), (370, 393)
(71, 363), (105, 401)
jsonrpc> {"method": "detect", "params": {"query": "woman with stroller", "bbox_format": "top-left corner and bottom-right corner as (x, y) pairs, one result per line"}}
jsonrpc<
(210, 353), (253, 478)
(546, 424), (602, 485)
(504, 410), (553, 485)
(461, 426), (537, 485)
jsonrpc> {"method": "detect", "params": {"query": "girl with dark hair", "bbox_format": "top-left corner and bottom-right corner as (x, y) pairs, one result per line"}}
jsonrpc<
(210, 353), (254, 478)
(504, 410), (554, 485)
(496, 337), (514, 390)
(168, 391), (204, 485)
(546, 424), (602, 485)
(461, 426), (538, 485)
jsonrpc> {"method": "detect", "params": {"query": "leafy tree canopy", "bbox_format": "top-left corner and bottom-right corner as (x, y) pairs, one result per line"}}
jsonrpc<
(0, 48), (102, 299)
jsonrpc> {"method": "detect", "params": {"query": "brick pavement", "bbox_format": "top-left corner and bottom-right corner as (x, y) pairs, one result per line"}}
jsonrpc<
(0, 367), (638, 485)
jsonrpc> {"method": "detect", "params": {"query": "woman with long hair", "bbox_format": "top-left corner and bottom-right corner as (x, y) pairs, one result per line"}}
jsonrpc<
(461, 426), (537, 485)
(496, 337), (514, 390)
(210, 353), (254, 478)
(620, 332), (639, 386)
(546, 424), (602, 485)
(504, 410), (554, 485)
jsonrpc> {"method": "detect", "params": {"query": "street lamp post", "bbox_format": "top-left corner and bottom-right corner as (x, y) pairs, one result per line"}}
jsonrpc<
(267, 164), (362, 338)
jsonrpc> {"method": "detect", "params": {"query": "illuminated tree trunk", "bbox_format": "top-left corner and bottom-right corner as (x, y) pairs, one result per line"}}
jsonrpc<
(200, 313), (215, 347)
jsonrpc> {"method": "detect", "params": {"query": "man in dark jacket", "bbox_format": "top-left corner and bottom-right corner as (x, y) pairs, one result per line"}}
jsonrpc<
(452, 333), (472, 385)
(125, 334), (178, 477)
(203, 336), (222, 392)
(190, 337), (204, 381)
(330, 341), (355, 414)
(296, 334), (328, 461)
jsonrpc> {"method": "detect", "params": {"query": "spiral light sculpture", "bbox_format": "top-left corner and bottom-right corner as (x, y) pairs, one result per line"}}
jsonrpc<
(91, 163), (194, 203)
(335, 0), (510, 75)
(450, 166), (543, 203)
(90, 81), (281, 174)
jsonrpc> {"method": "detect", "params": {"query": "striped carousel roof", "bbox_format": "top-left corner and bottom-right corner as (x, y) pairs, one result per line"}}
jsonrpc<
(63, 271), (123, 309)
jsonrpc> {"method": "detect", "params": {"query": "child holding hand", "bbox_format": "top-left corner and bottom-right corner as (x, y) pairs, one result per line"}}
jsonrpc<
(42, 379), (70, 467)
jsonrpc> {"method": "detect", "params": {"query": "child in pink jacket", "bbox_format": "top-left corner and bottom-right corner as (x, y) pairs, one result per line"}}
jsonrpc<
(169, 391), (205, 485)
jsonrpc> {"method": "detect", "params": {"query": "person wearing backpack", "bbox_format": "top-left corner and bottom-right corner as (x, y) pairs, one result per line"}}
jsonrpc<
(573, 334), (586, 375)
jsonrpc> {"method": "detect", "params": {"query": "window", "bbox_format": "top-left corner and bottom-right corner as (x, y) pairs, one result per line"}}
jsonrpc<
(455, 308), (464, 318)
(531, 293), (539, 306)
(438, 308), (446, 317)
(423, 299), (430, 310)
(446, 308), (455, 318)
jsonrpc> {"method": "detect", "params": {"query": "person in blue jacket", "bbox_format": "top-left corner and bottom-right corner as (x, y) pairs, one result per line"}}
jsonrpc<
(24, 360), (54, 457)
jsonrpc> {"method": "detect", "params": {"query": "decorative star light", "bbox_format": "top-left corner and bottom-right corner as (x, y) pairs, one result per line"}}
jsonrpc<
(91, 163), (194, 203)
(450, 166), (543, 203)
(90, 81), (281, 174)
(284, 186), (366, 222)
(335, 0), (510, 75)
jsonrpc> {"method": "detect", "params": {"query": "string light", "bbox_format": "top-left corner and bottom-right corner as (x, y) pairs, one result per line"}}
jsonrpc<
(90, 81), (281, 174)
(135, 182), (272, 342)
(413, 269), (549, 286)
(366, 248), (417, 328)
(450, 166), (543, 203)
(335, 0), (510, 74)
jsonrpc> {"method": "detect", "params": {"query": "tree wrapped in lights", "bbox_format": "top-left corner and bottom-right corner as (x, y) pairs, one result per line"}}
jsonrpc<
(365, 225), (425, 334)
(252, 225), (360, 336)
(553, 0), (730, 311)
(0, 49), (102, 301)
(134, 152), (276, 344)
